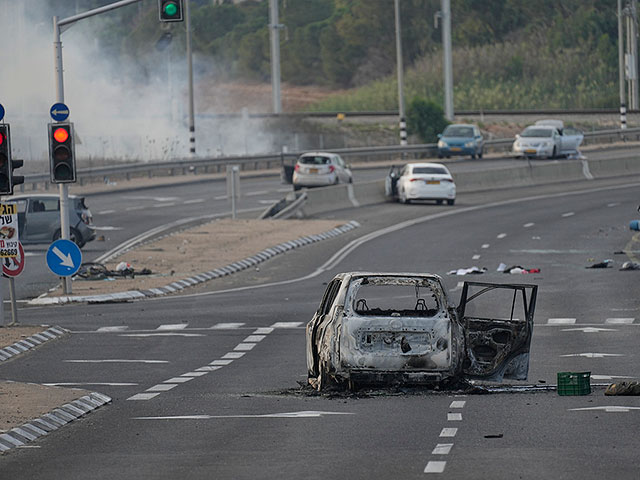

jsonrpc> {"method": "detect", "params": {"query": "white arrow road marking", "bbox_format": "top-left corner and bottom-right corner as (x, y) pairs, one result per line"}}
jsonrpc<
(52, 246), (74, 267)
(560, 353), (624, 358)
(562, 327), (618, 333)
(64, 359), (169, 364)
(134, 411), (354, 420)
(569, 406), (640, 413)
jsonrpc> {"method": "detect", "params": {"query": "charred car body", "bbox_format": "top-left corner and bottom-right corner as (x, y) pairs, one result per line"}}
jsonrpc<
(306, 272), (537, 390)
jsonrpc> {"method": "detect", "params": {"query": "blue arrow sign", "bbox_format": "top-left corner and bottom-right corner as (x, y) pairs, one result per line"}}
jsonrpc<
(46, 239), (82, 277)
(0, 103), (5, 122)
(50, 103), (70, 122)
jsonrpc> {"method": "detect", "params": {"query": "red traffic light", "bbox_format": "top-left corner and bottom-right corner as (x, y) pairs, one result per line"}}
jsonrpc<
(53, 127), (69, 143)
(0, 133), (4, 146)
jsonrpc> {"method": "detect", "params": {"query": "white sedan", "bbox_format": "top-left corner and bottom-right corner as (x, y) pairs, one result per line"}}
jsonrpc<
(512, 122), (583, 159)
(386, 162), (456, 205)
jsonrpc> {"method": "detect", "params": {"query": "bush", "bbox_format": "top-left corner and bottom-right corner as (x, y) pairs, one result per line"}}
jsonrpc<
(406, 97), (449, 143)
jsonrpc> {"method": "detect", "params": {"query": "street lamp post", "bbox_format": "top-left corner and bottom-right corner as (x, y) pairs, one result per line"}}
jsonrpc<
(394, 0), (407, 146)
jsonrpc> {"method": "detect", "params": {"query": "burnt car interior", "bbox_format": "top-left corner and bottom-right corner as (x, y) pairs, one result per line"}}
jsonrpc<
(353, 278), (440, 317)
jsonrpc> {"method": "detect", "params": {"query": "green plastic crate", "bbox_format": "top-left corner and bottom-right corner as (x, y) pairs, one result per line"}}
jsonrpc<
(557, 371), (591, 396)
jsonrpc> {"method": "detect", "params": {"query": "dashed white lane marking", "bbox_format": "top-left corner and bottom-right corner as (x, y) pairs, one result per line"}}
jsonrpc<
(447, 413), (462, 421)
(93, 226), (123, 231)
(432, 444), (454, 455)
(234, 343), (256, 351)
(64, 359), (168, 364)
(590, 375), (635, 381)
(271, 322), (303, 328)
(245, 190), (268, 196)
(211, 323), (245, 329)
(197, 366), (222, 372)
(97, 209), (116, 215)
(472, 254), (481, 260)
(497, 233), (507, 239)
(481, 244), (490, 249)
(561, 212), (575, 217)
(210, 359), (233, 366)
(182, 372), (208, 377)
(449, 401), (466, 408)
(146, 384), (177, 392)
(439, 428), (457, 437)
(424, 461), (447, 473)
(223, 352), (245, 359)
(163, 377), (193, 383)
(125, 206), (145, 211)
(44, 382), (137, 387)
(562, 352), (625, 358)
(605, 318), (635, 324)
(244, 335), (266, 342)
(153, 203), (176, 208)
(156, 324), (187, 330)
(570, 406), (640, 413)
(607, 202), (620, 207)
(548, 318), (576, 325)
(128, 393), (161, 401)
(254, 327), (274, 334)
(183, 199), (205, 204)
(97, 326), (129, 332)
(214, 195), (226, 200)
(523, 222), (535, 228)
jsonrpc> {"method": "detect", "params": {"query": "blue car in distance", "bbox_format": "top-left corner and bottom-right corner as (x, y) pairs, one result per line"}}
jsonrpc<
(437, 124), (484, 159)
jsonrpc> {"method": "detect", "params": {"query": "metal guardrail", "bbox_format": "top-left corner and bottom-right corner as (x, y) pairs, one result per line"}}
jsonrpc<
(18, 127), (640, 191)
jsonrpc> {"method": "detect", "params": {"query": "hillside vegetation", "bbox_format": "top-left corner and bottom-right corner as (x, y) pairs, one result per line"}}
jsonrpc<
(53, 0), (620, 111)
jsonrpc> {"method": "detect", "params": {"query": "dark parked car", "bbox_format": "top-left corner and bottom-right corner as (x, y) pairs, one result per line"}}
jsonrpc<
(306, 272), (537, 390)
(13, 194), (96, 248)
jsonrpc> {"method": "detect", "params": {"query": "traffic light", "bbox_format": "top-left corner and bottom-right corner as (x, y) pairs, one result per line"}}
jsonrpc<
(48, 122), (76, 183)
(158, 0), (183, 22)
(0, 124), (12, 194)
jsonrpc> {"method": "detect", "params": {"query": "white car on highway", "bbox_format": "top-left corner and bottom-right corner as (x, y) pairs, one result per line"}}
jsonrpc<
(386, 162), (456, 205)
(292, 152), (352, 191)
(512, 120), (583, 159)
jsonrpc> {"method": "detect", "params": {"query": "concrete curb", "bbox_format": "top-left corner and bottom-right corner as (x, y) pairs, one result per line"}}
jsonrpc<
(0, 327), (68, 363)
(28, 221), (361, 306)
(0, 391), (111, 453)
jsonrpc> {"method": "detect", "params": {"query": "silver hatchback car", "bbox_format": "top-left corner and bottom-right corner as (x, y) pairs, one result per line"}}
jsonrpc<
(292, 152), (353, 191)
(13, 194), (96, 248)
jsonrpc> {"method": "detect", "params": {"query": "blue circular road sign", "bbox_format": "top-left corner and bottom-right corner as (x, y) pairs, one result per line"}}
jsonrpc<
(0, 103), (5, 122)
(50, 103), (70, 122)
(46, 239), (82, 277)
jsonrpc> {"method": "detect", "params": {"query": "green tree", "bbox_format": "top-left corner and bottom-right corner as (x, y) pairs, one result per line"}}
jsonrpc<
(406, 98), (449, 143)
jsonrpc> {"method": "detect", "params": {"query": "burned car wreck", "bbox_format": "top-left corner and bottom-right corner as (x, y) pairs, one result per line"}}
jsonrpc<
(306, 272), (537, 390)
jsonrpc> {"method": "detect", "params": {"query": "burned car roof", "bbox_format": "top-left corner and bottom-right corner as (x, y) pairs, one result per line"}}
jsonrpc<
(306, 272), (537, 390)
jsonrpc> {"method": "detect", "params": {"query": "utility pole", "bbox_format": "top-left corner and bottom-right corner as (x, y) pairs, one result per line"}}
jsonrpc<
(619, 0), (628, 129)
(186, 0), (196, 155)
(394, 0), (407, 146)
(441, 0), (454, 121)
(269, 0), (282, 114)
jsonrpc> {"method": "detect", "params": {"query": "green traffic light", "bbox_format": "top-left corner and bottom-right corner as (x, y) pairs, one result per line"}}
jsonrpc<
(164, 2), (178, 16)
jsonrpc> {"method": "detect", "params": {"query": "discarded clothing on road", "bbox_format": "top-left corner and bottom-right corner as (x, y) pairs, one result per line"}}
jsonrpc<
(447, 266), (487, 275)
(605, 381), (640, 396)
(75, 262), (152, 280)
(586, 259), (613, 269)
(620, 261), (640, 271)
(496, 263), (540, 274)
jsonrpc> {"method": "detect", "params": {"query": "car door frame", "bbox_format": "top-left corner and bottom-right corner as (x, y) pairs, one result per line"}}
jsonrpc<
(306, 278), (343, 378)
(457, 281), (538, 382)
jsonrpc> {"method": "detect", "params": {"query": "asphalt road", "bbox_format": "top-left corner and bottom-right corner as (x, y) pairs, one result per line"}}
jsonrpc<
(0, 170), (638, 479)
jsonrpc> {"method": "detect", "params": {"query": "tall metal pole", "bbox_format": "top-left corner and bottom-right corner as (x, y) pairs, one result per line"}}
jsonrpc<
(394, 0), (407, 146)
(441, 0), (454, 121)
(269, 0), (282, 114)
(631, 0), (639, 109)
(619, 0), (628, 129)
(186, 0), (196, 156)
(53, 16), (72, 294)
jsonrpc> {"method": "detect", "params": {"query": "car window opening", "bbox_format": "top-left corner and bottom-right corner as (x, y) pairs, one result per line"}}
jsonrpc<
(300, 156), (331, 165)
(353, 281), (441, 318)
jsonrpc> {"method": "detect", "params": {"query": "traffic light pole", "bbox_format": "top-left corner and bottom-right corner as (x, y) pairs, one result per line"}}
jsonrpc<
(53, 0), (143, 294)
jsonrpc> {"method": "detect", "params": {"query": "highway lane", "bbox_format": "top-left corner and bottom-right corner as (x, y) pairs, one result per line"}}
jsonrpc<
(5, 145), (636, 302)
(0, 176), (638, 479)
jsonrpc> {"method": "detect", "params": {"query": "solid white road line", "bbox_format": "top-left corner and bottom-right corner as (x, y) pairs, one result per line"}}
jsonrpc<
(64, 359), (169, 364)
(44, 382), (137, 386)
(120, 333), (204, 337)
(561, 353), (624, 358)
(548, 318), (576, 325)
(97, 326), (129, 332)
